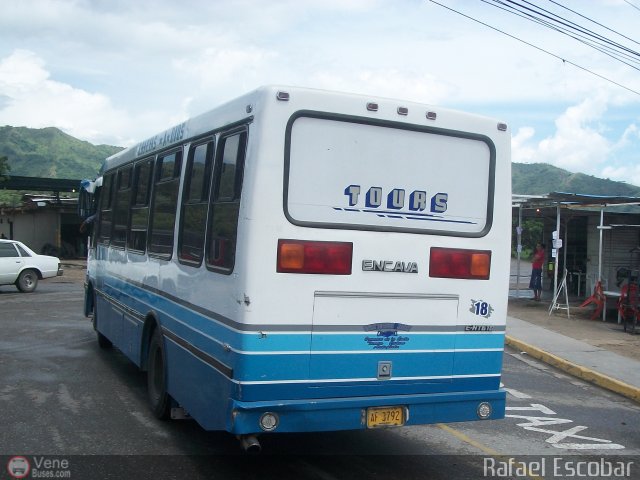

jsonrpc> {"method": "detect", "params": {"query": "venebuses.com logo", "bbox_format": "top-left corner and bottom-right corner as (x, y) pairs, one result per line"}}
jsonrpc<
(6, 455), (71, 479)
(6, 456), (30, 479)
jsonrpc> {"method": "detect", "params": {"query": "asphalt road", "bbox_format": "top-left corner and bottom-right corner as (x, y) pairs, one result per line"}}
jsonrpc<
(1, 280), (639, 479)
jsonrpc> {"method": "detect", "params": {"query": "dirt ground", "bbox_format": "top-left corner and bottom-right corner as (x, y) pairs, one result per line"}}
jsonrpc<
(54, 259), (87, 284)
(508, 294), (640, 362)
(509, 256), (640, 362)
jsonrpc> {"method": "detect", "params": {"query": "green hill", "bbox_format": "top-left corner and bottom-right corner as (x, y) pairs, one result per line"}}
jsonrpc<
(512, 163), (640, 197)
(1, 125), (639, 198)
(0, 126), (122, 179)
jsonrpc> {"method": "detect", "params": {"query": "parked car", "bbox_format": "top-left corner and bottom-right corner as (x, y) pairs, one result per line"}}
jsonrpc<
(0, 239), (63, 292)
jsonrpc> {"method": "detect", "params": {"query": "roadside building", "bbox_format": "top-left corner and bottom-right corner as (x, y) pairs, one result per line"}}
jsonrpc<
(513, 192), (640, 300)
(0, 176), (84, 258)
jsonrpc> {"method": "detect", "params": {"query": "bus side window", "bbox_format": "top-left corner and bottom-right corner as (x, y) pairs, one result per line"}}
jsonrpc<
(206, 130), (247, 273)
(111, 166), (132, 248)
(128, 158), (154, 253)
(97, 173), (115, 244)
(178, 140), (214, 265)
(148, 149), (182, 257)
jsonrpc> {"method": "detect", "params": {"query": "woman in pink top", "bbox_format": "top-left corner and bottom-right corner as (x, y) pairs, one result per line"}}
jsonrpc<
(529, 243), (546, 301)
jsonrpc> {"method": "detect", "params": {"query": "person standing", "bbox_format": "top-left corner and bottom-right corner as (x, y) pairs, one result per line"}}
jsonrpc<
(529, 243), (546, 301)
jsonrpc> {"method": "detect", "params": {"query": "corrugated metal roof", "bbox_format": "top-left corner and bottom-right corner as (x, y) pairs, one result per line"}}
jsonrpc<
(513, 191), (640, 210)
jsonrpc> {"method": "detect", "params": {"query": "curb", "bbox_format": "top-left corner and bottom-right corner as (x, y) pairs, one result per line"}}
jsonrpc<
(505, 335), (640, 405)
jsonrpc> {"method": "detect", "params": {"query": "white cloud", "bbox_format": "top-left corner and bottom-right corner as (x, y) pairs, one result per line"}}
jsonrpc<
(602, 123), (640, 185)
(537, 95), (611, 171)
(511, 127), (536, 163)
(511, 93), (640, 187)
(308, 69), (454, 105)
(0, 50), (139, 145)
(601, 164), (640, 188)
(613, 123), (639, 150)
(512, 95), (613, 172)
(173, 47), (277, 90)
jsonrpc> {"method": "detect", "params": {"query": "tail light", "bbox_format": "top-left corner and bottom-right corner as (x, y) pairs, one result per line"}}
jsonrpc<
(429, 247), (491, 280)
(277, 239), (352, 275)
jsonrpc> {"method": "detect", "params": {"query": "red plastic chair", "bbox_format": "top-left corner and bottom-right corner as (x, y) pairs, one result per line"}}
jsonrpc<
(580, 281), (605, 320)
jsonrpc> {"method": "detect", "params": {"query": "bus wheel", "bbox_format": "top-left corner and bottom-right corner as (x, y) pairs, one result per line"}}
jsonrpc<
(147, 328), (171, 419)
(97, 331), (112, 349)
(92, 293), (112, 349)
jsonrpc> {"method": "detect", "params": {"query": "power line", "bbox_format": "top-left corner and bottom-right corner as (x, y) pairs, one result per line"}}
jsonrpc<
(500, 0), (640, 59)
(481, 0), (640, 72)
(428, 0), (640, 97)
(483, 0), (640, 65)
(546, 0), (640, 48)
(622, 0), (640, 14)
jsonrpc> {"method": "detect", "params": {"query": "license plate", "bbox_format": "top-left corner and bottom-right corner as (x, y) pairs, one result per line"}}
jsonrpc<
(366, 406), (405, 428)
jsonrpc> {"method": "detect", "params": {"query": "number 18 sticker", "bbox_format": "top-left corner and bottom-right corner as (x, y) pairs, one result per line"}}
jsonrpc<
(469, 299), (494, 319)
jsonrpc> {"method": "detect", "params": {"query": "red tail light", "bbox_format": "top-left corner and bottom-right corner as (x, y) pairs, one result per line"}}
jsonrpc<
(277, 239), (352, 275)
(429, 247), (491, 280)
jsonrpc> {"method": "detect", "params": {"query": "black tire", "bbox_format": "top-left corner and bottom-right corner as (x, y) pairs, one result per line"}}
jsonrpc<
(147, 328), (171, 419)
(16, 269), (38, 293)
(92, 292), (112, 349)
(97, 331), (113, 349)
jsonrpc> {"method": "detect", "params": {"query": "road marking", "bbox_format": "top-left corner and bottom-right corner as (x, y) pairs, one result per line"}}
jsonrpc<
(501, 383), (532, 399)
(506, 403), (625, 450)
(436, 424), (500, 456)
(436, 424), (544, 480)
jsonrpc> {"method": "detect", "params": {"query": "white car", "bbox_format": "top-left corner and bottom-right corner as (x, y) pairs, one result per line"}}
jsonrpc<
(0, 239), (63, 292)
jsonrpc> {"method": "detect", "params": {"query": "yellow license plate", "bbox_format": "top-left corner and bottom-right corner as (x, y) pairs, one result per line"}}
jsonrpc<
(366, 406), (405, 428)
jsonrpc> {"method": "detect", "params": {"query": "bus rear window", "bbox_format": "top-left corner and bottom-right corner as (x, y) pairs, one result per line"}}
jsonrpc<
(285, 115), (495, 237)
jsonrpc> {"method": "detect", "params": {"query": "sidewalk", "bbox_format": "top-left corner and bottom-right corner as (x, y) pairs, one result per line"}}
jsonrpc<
(506, 293), (640, 404)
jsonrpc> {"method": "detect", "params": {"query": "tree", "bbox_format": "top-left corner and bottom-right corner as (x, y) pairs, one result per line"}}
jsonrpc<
(0, 155), (10, 182)
(512, 217), (545, 260)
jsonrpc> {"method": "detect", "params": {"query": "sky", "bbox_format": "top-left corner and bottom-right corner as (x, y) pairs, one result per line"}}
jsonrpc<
(1, 0), (640, 186)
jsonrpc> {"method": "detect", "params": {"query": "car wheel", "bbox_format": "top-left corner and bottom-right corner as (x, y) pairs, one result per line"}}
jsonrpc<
(147, 328), (171, 419)
(16, 269), (38, 293)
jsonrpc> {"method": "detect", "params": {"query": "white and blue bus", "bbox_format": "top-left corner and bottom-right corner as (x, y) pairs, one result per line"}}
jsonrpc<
(82, 86), (511, 451)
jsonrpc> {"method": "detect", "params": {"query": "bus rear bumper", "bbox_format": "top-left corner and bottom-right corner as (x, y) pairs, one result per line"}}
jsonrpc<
(227, 389), (506, 434)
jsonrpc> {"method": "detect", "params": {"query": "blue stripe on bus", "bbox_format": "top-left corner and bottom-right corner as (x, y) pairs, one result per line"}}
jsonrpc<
(102, 274), (505, 353)
(226, 351), (503, 382)
(307, 332), (504, 352)
(100, 274), (504, 383)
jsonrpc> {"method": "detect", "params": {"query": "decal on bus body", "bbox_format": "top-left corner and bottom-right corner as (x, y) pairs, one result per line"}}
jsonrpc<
(344, 184), (448, 213)
(362, 260), (418, 273)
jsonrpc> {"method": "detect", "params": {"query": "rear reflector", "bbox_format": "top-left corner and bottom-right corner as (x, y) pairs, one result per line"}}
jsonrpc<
(429, 247), (491, 280)
(277, 239), (353, 275)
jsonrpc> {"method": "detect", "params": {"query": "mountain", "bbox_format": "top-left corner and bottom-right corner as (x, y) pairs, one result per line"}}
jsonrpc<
(0, 126), (123, 179)
(512, 163), (640, 197)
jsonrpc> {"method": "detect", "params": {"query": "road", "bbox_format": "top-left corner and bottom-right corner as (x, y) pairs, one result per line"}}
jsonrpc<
(1, 279), (639, 479)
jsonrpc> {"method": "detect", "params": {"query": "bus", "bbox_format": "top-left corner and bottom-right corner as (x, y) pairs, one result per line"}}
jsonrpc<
(81, 85), (511, 452)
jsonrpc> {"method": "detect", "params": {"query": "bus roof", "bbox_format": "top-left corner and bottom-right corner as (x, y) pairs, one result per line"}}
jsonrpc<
(102, 85), (507, 173)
